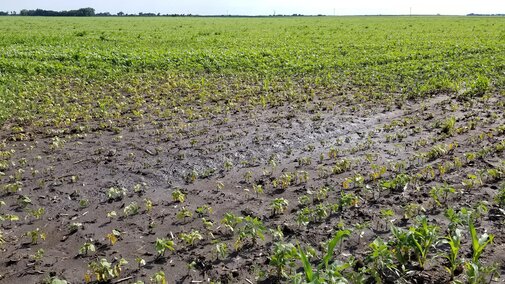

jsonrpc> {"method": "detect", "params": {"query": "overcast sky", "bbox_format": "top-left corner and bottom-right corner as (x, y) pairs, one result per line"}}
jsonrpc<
(1, 0), (504, 15)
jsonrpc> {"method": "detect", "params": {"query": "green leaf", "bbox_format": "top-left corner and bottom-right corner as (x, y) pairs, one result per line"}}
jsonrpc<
(321, 229), (351, 270)
(297, 244), (314, 282)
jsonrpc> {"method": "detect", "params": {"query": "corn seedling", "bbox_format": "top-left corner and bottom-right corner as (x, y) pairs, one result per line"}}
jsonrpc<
(469, 219), (494, 263)
(465, 261), (499, 284)
(409, 215), (439, 269)
(296, 229), (351, 282)
(390, 225), (412, 267)
(442, 229), (463, 279)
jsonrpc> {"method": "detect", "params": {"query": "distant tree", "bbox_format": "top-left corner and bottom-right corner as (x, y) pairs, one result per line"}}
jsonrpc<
(117, 11), (124, 16)
(18, 7), (95, 17)
(77, 8), (95, 16)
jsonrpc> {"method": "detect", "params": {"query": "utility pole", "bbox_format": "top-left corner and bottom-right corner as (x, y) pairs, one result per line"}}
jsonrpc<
(333, 8), (335, 16)
(410, 7), (412, 16)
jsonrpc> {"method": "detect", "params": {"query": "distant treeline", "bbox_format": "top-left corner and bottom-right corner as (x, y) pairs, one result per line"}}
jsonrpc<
(467, 13), (505, 16)
(16, 8), (96, 16)
(0, 8), (309, 17)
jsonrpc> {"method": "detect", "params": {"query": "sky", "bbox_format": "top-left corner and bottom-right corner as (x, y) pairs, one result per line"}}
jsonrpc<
(1, 0), (504, 16)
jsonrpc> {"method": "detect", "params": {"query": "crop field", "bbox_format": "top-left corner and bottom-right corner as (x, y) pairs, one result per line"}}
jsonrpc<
(0, 16), (504, 283)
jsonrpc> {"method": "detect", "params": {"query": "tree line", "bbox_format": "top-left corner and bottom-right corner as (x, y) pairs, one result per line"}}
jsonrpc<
(0, 8), (306, 17)
(0, 8), (194, 17)
(18, 8), (95, 16)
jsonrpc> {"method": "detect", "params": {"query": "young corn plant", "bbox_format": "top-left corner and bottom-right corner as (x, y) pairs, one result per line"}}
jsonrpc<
(465, 261), (499, 284)
(390, 225), (412, 268)
(409, 216), (439, 269)
(469, 219), (494, 263)
(296, 229), (351, 283)
(442, 229), (463, 280)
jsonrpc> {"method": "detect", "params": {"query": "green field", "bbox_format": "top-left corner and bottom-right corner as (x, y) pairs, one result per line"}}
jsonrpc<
(0, 16), (505, 283)
(1, 16), (504, 125)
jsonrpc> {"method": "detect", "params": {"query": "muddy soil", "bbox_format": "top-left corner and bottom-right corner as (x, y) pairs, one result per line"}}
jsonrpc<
(0, 91), (504, 283)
